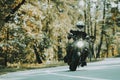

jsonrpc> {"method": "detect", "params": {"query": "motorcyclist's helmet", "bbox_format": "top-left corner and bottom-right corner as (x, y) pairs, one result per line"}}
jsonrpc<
(76, 21), (85, 29)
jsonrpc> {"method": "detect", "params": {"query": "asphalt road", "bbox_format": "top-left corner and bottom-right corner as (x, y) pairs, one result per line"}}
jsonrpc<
(0, 58), (120, 80)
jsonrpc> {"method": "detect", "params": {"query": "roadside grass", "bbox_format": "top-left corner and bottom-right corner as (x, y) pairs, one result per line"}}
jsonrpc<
(0, 61), (66, 75)
(115, 54), (120, 57)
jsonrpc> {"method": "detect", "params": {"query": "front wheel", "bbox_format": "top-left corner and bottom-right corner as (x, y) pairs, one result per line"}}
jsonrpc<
(69, 61), (78, 71)
(69, 53), (80, 71)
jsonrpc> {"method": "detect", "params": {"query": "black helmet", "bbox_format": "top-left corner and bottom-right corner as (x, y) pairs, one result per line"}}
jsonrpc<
(76, 21), (85, 29)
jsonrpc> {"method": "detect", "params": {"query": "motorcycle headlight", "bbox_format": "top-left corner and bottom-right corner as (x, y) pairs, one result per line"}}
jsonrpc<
(76, 41), (84, 48)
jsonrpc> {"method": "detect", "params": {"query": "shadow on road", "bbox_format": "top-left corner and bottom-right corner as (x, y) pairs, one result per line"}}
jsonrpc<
(62, 69), (87, 73)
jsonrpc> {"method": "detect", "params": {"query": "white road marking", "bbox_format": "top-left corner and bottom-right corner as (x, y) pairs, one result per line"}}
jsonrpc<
(88, 58), (120, 66)
(48, 72), (109, 80)
(0, 70), (49, 80)
(1, 64), (119, 80)
(78, 64), (120, 71)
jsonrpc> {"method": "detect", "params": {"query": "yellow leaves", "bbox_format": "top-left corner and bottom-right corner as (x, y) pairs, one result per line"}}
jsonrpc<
(27, 10), (33, 17)
(0, 1), (94, 62)
(112, 15), (116, 21)
(11, 0), (22, 9)
(26, 20), (34, 28)
(59, 13), (66, 19)
(0, 0), (23, 20)
(0, 35), (6, 40)
(28, 9), (41, 20)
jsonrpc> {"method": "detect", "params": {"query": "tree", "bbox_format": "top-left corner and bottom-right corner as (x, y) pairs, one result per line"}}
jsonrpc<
(96, 0), (106, 58)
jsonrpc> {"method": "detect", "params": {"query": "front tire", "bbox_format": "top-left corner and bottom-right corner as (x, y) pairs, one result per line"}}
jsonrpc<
(69, 61), (77, 71)
(69, 53), (80, 71)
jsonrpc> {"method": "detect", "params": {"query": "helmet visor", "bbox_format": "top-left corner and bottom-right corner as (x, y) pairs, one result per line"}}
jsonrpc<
(76, 25), (84, 29)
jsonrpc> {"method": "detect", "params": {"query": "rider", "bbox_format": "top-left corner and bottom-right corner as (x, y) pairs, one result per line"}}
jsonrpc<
(64, 21), (88, 67)
(67, 21), (87, 40)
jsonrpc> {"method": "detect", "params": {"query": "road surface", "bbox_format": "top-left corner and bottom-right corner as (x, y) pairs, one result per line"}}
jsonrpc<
(0, 58), (120, 80)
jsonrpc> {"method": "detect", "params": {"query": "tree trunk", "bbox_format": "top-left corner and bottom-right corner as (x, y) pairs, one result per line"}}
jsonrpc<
(4, 51), (7, 67)
(4, 27), (9, 67)
(96, 31), (103, 58)
(33, 45), (42, 64)
(96, 0), (106, 58)
(5, 0), (25, 22)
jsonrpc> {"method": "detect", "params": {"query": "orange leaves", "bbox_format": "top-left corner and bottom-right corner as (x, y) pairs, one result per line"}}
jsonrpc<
(11, 0), (22, 9)
(112, 14), (117, 21)
(26, 20), (34, 28)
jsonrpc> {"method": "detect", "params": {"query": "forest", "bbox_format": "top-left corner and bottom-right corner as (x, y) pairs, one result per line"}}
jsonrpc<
(0, 0), (120, 68)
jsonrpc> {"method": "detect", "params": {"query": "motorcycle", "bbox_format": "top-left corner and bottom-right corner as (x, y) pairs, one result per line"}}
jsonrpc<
(64, 38), (89, 71)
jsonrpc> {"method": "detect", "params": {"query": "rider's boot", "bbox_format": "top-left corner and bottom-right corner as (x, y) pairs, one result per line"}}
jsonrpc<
(63, 55), (68, 63)
(81, 61), (87, 67)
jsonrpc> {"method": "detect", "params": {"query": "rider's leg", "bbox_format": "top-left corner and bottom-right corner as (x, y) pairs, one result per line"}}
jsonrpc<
(81, 52), (88, 67)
